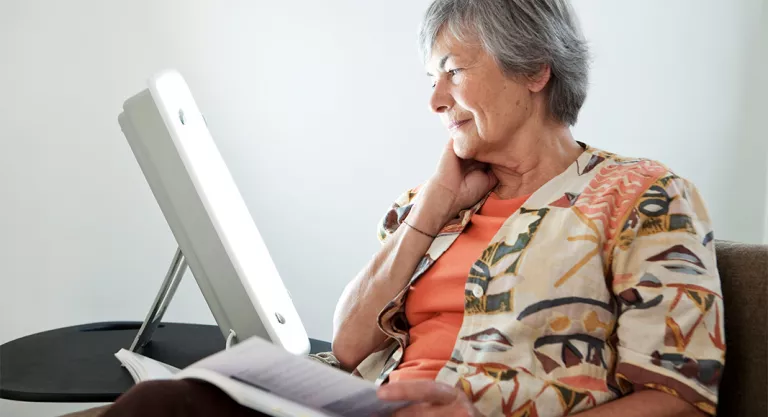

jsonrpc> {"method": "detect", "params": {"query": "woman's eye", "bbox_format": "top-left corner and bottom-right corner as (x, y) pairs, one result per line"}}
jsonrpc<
(430, 70), (459, 88)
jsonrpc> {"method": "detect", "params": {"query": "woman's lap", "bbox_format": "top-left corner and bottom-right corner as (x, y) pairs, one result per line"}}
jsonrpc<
(101, 380), (271, 417)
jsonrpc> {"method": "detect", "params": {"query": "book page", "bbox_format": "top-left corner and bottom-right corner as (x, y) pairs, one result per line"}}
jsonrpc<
(115, 348), (180, 383)
(177, 336), (410, 417)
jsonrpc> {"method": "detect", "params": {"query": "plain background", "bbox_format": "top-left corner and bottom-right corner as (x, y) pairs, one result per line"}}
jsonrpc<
(1, 1), (767, 415)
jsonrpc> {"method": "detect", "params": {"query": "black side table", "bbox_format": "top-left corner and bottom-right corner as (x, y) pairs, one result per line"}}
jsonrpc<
(0, 321), (331, 403)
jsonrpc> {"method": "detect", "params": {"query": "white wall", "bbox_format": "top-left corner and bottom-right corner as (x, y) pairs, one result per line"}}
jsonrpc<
(1, 1), (765, 415)
(756, 2), (768, 244)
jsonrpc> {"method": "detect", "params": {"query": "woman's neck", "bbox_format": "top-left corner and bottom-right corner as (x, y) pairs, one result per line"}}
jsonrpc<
(488, 124), (583, 200)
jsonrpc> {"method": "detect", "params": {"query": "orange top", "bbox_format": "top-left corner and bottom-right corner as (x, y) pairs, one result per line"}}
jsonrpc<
(389, 192), (530, 382)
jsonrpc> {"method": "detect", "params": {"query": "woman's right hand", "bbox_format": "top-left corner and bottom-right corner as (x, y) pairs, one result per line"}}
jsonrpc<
(332, 139), (497, 370)
(412, 139), (498, 232)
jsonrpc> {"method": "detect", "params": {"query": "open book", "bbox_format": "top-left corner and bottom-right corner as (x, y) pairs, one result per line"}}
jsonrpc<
(115, 336), (410, 417)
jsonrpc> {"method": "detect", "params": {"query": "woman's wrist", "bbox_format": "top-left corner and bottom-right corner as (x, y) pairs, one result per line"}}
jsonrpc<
(406, 183), (457, 236)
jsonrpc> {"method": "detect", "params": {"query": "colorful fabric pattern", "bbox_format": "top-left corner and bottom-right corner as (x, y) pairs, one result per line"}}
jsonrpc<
(354, 144), (725, 416)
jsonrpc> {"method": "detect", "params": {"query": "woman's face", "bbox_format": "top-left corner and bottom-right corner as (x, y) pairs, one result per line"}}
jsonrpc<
(426, 31), (547, 161)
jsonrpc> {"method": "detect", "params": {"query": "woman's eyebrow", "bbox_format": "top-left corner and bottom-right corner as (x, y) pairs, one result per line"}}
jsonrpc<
(426, 54), (453, 76)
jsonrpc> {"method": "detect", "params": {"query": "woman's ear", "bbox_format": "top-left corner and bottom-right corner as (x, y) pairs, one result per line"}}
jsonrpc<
(528, 64), (551, 93)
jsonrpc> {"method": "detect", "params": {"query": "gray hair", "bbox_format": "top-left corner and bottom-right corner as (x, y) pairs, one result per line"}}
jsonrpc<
(419, 0), (590, 125)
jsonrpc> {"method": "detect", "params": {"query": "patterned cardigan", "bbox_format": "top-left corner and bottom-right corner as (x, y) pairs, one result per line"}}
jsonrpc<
(352, 144), (725, 416)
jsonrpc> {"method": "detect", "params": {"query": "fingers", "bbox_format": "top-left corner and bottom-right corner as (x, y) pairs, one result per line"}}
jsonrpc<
(463, 160), (487, 172)
(441, 138), (458, 160)
(377, 380), (458, 405)
(487, 168), (498, 183)
(464, 167), (498, 192)
(392, 402), (444, 417)
(485, 168), (498, 189)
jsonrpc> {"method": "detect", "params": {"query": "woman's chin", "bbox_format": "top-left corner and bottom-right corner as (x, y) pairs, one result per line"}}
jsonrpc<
(452, 137), (477, 160)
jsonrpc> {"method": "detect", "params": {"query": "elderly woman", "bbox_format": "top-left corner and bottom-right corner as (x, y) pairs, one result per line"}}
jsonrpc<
(96, 0), (724, 416)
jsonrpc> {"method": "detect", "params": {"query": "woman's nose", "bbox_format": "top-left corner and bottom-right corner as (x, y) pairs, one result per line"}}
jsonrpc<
(429, 82), (453, 113)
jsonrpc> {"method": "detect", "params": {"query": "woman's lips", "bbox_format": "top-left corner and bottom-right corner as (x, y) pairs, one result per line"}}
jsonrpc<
(449, 119), (471, 130)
